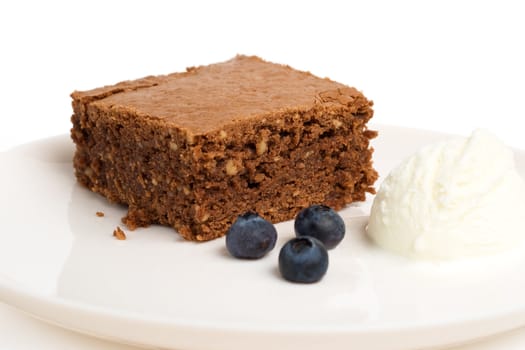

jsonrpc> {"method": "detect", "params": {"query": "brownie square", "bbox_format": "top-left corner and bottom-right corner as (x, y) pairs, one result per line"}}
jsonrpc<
(70, 55), (377, 241)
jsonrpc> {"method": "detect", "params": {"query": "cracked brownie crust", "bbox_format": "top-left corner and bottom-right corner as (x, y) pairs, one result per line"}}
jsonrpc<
(70, 55), (377, 241)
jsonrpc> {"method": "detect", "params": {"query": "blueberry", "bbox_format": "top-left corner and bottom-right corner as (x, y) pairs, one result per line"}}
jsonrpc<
(226, 212), (277, 259)
(294, 205), (345, 249)
(278, 237), (329, 283)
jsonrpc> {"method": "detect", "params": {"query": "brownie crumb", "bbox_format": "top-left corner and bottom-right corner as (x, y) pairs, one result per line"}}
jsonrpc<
(113, 226), (126, 240)
(96, 211), (105, 217)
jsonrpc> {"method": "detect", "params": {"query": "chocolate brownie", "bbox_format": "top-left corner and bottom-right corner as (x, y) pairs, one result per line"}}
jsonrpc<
(70, 55), (377, 241)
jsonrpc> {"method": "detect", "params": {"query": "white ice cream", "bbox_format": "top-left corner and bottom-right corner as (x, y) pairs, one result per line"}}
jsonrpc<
(367, 129), (525, 260)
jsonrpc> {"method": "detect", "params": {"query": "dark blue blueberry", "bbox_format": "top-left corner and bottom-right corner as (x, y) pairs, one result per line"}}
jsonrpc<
(294, 205), (345, 249)
(226, 212), (277, 259)
(278, 237), (329, 283)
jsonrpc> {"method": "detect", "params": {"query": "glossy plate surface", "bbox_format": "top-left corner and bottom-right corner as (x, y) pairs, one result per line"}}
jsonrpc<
(1, 125), (525, 350)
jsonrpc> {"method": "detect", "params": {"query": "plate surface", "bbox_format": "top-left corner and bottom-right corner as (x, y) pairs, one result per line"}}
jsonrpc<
(2, 125), (525, 350)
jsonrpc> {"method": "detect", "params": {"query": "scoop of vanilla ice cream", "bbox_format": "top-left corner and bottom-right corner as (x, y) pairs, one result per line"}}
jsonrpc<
(367, 129), (525, 260)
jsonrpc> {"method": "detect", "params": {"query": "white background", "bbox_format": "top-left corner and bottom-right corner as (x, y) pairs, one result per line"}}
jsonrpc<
(1, 1), (525, 349)
(1, 0), (524, 151)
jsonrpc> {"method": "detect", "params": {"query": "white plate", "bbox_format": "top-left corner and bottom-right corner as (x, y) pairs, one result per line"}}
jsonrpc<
(2, 125), (525, 350)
